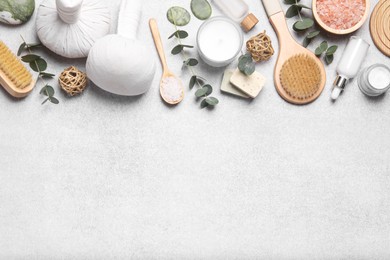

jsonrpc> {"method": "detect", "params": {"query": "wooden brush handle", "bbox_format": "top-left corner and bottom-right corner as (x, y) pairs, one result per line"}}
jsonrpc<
(261, 0), (283, 17)
(149, 19), (168, 72)
(269, 12), (295, 44)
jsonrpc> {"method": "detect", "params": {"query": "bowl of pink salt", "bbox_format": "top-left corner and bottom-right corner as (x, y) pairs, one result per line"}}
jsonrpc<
(313, 0), (370, 35)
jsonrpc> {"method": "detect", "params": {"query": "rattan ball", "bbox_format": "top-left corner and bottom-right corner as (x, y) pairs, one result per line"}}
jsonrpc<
(59, 66), (87, 96)
(246, 31), (275, 62)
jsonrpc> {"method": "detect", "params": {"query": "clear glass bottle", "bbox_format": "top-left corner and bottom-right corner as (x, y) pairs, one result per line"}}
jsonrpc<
(358, 64), (390, 96)
(212, 0), (258, 32)
(331, 36), (370, 100)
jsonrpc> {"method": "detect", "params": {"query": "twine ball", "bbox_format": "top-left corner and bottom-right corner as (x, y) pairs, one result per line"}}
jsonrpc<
(246, 31), (275, 62)
(59, 66), (87, 96)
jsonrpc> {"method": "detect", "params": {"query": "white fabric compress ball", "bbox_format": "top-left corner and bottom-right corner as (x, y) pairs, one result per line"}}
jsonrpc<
(86, 0), (156, 96)
(36, 0), (110, 58)
(87, 35), (155, 96)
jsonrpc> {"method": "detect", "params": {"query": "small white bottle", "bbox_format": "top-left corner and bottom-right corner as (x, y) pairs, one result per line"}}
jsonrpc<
(331, 36), (370, 100)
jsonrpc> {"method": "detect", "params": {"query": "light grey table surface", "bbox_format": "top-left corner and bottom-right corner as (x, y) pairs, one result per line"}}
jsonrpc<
(1, 0), (389, 259)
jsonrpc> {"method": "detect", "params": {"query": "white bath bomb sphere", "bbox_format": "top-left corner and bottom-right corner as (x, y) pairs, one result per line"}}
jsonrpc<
(86, 35), (156, 96)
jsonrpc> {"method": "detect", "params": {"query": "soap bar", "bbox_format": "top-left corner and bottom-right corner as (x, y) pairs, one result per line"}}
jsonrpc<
(0, 0), (35, 25)
(220, 69), (250, 98)
(230, 69), (266, 98)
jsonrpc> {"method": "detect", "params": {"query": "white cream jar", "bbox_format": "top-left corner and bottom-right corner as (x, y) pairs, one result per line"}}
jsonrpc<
(197, 17), (243, 67)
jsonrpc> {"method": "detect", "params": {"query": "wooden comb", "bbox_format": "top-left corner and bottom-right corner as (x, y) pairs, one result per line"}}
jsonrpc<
(260, 0), (326, 105)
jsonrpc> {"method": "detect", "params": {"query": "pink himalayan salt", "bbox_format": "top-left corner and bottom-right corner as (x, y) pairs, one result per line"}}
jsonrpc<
(316, 0), (366, 30)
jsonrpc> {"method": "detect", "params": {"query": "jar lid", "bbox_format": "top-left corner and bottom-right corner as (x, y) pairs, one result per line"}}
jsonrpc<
(241, 13), (259, 32)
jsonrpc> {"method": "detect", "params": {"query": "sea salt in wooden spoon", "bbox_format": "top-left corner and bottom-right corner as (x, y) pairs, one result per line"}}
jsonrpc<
(149, 19), (184, 105)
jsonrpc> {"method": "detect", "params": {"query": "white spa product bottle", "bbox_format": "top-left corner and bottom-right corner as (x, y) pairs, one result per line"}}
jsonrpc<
(211, 0), (258, 32)
(358, 64), (390, 96)
(331, 36), (370, 100)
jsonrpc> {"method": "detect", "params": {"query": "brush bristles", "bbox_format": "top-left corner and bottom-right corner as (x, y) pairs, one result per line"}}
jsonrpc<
(0, 41), (32, 90)
(280, 54), (321, 100)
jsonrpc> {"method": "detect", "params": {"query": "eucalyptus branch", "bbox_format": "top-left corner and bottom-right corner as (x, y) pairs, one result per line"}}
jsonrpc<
(173, 24), (202, 89)
(283, 0), (338, 64)
(18, 36), (59, 105)
(167, 8), (219, 109)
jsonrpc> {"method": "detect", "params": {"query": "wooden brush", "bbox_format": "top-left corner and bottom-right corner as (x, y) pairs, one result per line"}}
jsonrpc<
(0, 41), (34, 98)
(260, 0), (326, 105)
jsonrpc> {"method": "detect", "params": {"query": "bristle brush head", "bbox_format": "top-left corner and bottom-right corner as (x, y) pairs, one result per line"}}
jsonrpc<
(0, 41), (33, 94)
(280, 54), (321, 101)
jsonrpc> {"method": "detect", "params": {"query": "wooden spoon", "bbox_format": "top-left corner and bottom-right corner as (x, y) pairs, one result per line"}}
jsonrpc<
(149, 19), (184, 105)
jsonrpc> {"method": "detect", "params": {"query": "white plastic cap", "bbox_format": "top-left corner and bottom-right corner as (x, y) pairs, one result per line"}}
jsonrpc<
(331, 87), (342, 100)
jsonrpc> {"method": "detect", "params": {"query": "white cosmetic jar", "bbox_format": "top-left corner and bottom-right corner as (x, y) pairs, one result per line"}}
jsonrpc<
(197, 17), (243, 67)
(358, 64), (390, 97)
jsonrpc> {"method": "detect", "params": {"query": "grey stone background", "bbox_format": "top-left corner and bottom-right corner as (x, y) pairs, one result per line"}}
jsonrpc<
(0, 0), (389, 259)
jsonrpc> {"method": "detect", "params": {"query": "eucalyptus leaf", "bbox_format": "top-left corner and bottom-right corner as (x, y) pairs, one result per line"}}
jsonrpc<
(238, 54), (255, 76)
(30, 58), (47, 72)
(303, 37), (312, 48)
(239, 53), (252, 62)
(50, 97), (60, 104)
(284, 0), (300, 4)
(184, 58), (199, 66)
(189, 75), (197, 89)
(171, 45), (183, 55)
(39, 72), (55, 78)
(195, 76), (206, 85)
(40, 85), (55, 97)
(17, 42), (26, 56)
(315, 41), (328, 56)
(293, 18), (314, 31)
(286, 5), (302, 18)
(303, 30), (320, 47)
(27, 43), (42, 48)
(320, 41), (328, 51)
(195, 87), (208, 97)
(306, 30), (320, 39)
(315, 46), (324, 56)
(45, 85), (55, 97)
(326, 45), (338, 55)
(167, 6), (191, 26)
(21, 54), (40, 62)
(39, 86), (46, 95)
(191, 0), (212, 20)
(200, 99), (209, 109)
(206, 97), (219, 106)
(168, 30), (188, 39)
(203, 84), (213, 96)
(325, 54), (334, 64)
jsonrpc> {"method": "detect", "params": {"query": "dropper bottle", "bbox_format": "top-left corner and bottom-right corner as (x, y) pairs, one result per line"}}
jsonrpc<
(332, 36), (370, 100)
